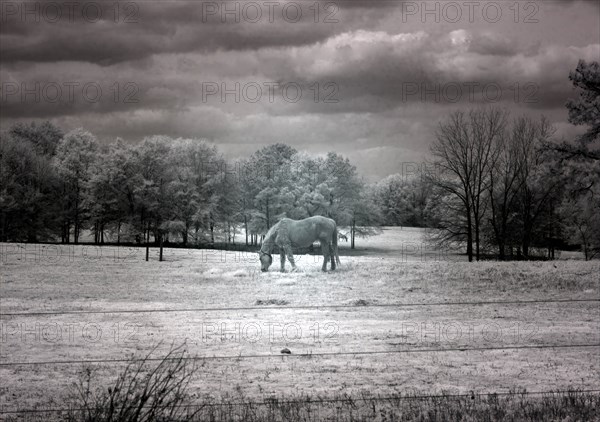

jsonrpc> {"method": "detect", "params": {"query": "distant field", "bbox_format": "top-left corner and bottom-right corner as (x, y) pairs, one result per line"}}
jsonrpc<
(338, 226), (455, 258)
(0, 228), (598, 418)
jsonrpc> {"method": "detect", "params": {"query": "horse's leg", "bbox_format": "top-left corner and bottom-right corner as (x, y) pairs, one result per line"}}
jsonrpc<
(329, 243), (336, 270)
(284, 245), (297, 272)
(280, 250), (286, 272)
(321, 242), (329, 272)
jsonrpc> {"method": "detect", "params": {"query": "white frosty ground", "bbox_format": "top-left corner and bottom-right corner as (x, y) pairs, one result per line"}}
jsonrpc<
(0, 228), (598, 410)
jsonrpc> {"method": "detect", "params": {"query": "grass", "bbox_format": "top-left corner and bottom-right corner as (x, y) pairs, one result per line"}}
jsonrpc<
(32, 348), (600, 421)
(169, 389), (600, 421)
(27, 386), (600, 421)
(0, 228), (598, 420)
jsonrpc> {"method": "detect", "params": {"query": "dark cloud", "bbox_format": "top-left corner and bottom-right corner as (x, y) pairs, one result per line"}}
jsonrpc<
(0, 1), (390, 65)
(1, 0), (599, 179)
(3, 27), (597, 117)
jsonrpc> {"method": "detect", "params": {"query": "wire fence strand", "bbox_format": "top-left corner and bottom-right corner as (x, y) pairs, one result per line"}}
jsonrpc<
(1, 343), (598, 367)
(1, 298), (598, 317)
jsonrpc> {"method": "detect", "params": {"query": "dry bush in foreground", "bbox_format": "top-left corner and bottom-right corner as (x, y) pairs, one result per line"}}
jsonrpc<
(67, 343), (200, 422)
(188, 389), (599, 421)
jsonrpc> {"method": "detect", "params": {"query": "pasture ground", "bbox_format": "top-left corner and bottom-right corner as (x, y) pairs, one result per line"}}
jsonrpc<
(0, 228), (598, 419)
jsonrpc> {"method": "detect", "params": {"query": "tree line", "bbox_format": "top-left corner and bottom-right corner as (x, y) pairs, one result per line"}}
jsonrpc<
(363, 60), (599, 261)
(0, 129), (380, 252)
(1, 60), (597, 260)
(424, 60), (599, 261)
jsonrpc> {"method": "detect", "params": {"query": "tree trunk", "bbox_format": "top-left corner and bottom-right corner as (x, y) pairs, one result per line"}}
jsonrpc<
(498, 213), (508, 260)
(244, 216), (248, 246)
(266, 198), (270, 229)
(498, 243), (505, 261)
(522, 232), (530, 259)
(463, 197), (473, 262)
(145, 222), (150, 262)
(154, 223), (160, 246)
(466, 208), (473, 262)
(579, 227), (589, 261)
(182, 222), (188, 246)
(474, 216), (480, 261)
(159, 231), (164, 262)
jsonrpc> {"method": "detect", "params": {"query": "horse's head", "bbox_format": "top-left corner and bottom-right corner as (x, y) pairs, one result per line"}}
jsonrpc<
(259, 251), (272, 272)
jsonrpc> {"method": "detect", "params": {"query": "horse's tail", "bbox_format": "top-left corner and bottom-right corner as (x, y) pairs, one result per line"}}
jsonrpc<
(332, 224), (340, 266)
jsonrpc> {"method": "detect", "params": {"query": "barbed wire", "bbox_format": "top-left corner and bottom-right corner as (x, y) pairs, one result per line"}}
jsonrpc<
(1, 298), (598, 317)
(2, 388), (600, 415)
(1, 343), (598, 367)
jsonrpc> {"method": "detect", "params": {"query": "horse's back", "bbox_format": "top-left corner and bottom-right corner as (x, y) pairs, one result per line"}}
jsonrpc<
(285, 216), (336, 247)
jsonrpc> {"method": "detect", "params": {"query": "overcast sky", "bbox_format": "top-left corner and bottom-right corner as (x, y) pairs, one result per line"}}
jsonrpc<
(1, 0), (599, 179)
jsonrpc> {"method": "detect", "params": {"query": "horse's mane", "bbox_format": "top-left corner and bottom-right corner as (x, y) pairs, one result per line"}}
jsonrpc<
(261, 220), (282, 253)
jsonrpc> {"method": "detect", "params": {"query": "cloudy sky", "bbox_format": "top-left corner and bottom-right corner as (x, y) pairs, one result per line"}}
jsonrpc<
(1, 0), (599, 179)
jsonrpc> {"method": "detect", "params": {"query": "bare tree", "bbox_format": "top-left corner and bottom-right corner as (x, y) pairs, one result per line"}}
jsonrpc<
(488, 119), (526, 259)
(514, 117), (558, 258)
(429, 108), (506, 261)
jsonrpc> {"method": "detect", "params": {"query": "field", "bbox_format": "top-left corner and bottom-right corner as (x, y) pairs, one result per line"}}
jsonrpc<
(1, 228), (599, 420)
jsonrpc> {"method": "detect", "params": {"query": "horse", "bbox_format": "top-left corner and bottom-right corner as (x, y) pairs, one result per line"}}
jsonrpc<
(259, 216), (340, 272)
(338, 232), (348, 242)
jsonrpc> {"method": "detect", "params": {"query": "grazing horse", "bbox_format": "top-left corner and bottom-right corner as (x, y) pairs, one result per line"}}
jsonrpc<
(259, 216), (340, 272)
(338, 232), (348, 242)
